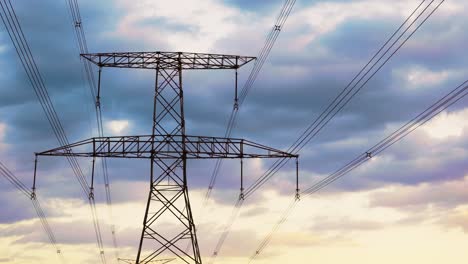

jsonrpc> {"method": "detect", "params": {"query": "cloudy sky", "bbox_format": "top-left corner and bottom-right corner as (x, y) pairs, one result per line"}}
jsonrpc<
(1, 0), (468, 263)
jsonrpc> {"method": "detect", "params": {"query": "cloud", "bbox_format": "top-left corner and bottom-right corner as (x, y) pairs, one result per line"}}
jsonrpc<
(421, 109), (468, 140)
(438, 207), (468, 233)
(369, 175), (468, 210)
(223, 0), (284, 12)
(0, 122), (7, 151)
(310, 216), (384, 232)
(112, 0), (253, 52)
(0, 191), (36, 223)
(1, 0), (468, 263)
(394, 66), (461, 89)
(105, 119), (130, 135)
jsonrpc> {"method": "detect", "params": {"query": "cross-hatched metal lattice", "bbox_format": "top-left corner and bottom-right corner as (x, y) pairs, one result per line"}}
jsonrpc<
(36, 51), (297, 264)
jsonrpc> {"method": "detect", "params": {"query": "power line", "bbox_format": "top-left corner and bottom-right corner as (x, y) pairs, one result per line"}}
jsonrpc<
(0, 0), (89, 196)
(206, 199), (244, 264)
(65, 0), (119, 260)
(304, 80), (468, 196)
(205, 1), (297, 261)
(248, 199), (297, 264)
(0, 1), (107, 263)
(248, 77), (468, 262)
(209, 0), (444, 259)
(202, 0), (297, 208)
(0, 161), (31, 197)
(244, 0), (444, 198)
(0, 161), (65, 263)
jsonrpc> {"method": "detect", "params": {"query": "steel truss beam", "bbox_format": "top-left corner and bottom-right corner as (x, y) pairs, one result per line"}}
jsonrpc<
(36, 135), (297, 160)
(81, 52), (256, 70)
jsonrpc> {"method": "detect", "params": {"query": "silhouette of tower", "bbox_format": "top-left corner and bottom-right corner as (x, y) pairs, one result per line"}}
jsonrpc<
(36, 51), (298, 263)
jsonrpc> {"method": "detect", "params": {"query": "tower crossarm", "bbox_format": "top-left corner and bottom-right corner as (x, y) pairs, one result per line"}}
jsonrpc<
(36, 135), (298, 160)
(81, 52), (256, 70)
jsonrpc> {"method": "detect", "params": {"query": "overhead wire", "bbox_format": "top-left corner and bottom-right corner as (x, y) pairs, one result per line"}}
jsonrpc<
(0, 1), (107, 263)
(244, 0), (444, 198)
(206, 199), (244, 264)
(304, 79), (468, 195)
(238, 0), (297, 106)
(65, 0), (119, 260)
(202, 0), (297, 208)
(0, 0), (89, 197)
(248, 77), (468, 262)
(247, 199), (297, 264)
(204, 1), (297, 261)
(0, 161), (65, 263)
(0, 161), (31, 198)
(209, 0), (444, 260)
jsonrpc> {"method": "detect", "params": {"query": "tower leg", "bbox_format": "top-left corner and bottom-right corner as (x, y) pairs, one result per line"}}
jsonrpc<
(136, 65), (201, 263)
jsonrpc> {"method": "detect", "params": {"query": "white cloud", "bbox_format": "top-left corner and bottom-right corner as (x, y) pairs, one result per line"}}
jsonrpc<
(406, 67), (451, 87)
(370, 175), (468, 209)
(0, 123), (5, 139)
(0, 123), (7, 151)
(394, 66), (467, 89)
(112, 0), (255, 52)
(105, 120), (130, 135)
(422, 109), (468, 140)
(288, 0), (422, 50)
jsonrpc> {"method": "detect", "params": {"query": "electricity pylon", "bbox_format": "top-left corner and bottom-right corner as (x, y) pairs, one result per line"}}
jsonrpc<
(35, 51), (298, 263)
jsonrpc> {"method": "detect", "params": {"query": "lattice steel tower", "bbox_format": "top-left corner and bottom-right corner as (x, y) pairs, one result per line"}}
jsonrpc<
(35, 51), (298, 263)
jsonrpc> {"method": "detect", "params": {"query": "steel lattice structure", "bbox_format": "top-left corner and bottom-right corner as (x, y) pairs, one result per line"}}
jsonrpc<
(81, 51), (255, 70)
(37, 135), (295, 159)
(35, 51), (298, 264)
(118, 257), (175, 264)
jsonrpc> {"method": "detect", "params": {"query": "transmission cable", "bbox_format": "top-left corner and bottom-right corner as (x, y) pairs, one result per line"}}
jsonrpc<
(0, 1), (107, 263)
(202, 0), (297, 209)
(0, 161), (65, 263)
(206, 199), (244, 264)
(203, 1), (297, 261)
(244, 0), (444, 198)
(209, 0), (444, 259)
(65, 0), (120, 260)
(248, 77), (468, 262)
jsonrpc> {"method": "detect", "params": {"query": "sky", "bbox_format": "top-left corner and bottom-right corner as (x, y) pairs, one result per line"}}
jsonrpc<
(0, 0), (468, 263)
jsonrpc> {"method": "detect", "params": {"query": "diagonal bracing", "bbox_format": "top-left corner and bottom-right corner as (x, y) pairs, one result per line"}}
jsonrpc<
(35, 51), (299, 264)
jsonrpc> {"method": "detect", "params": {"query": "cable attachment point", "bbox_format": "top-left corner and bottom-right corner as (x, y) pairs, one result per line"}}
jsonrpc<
(239, 158), (245, 201)
(30, 190), (37, 200)
(274, 25), (281, 31)
(96, 67), (102, 108)
(366, 152), (373, 158)
(234, 67), (239, 110)
(295, 157), (300, 201)
(74, 21), (82, 28)
(89, 188), (95, 200)
(32, 155), (38, 200)
(239, 189), (245, 201)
